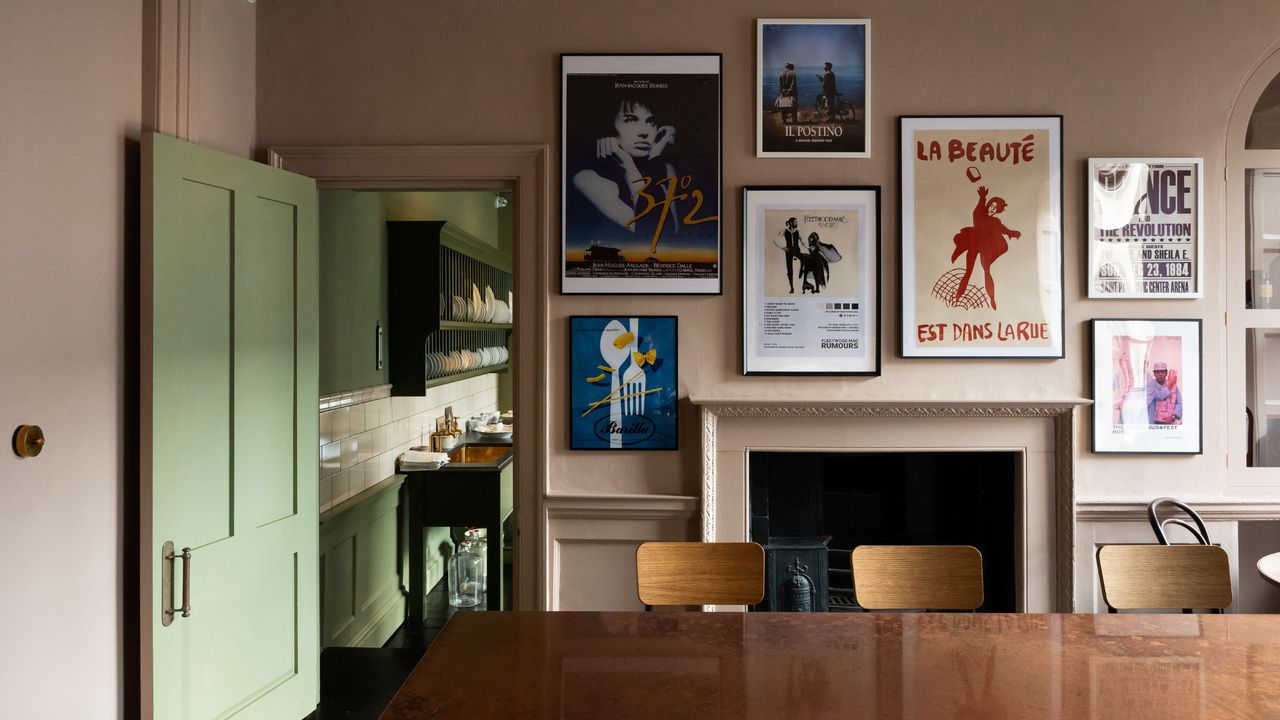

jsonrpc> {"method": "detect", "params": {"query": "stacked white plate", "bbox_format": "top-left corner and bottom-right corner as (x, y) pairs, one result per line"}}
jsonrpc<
(424, 345), (509, 379)
(483, 285), (496, 322)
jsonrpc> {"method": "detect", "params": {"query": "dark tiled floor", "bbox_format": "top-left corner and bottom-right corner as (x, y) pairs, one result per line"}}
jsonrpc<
(308, 580), (481, 720)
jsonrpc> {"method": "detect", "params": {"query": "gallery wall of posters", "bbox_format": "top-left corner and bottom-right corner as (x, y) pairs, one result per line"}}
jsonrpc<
(899, 115), (1064, 358)
(561, 54), (722, 294)
(1090, 319), (1202, 454)
(569, 316), (678, 450)
(1087, 158), (1203, 298)
(756, 19), (869, 158)
(742, 186), (880, 375)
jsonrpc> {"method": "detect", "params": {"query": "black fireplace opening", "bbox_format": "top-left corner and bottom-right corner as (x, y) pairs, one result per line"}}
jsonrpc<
(747, 451), (1017, 613)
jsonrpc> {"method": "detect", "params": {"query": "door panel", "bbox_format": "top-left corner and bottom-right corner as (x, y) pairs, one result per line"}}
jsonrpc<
(153, 179), (234, 548)
(236, 196), (301, 527)
(187, 545), (298, 716)
(144, 132), (318, 720)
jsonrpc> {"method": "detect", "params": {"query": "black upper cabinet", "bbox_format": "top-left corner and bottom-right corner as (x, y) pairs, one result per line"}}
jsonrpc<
(387, 221), (513, 396)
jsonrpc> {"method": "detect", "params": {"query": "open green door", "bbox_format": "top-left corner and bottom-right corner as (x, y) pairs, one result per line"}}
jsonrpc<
(142, 133), (319, 719)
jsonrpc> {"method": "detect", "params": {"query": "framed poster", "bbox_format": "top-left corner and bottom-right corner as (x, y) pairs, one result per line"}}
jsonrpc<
(1090, 318), (1202, 454)
(561, 54), (722, 295)
(756, 19), (870, 158)
(742, 186), (880, 375)
(569, 315), (678, 450)
(899, 115), (1064, 358)
(1087, 157), (1203, 298)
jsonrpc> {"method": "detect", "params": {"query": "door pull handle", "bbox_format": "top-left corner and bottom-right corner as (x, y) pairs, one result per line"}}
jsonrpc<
(161, 541), (192, 626)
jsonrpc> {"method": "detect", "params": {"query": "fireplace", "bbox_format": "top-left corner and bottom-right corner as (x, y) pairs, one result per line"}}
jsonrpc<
(692, 398), (1083, 612)
(748, 450), (1018, 612)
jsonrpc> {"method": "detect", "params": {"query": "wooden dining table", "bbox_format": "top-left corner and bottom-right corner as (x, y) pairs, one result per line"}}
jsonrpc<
(381, 610), (1280, 719)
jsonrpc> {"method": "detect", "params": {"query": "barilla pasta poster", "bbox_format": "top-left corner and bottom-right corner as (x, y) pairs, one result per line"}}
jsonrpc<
(900, 116), (1063, 358)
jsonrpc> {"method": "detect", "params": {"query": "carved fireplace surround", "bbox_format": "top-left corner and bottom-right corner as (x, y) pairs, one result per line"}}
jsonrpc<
(691, 398), (1088, 612)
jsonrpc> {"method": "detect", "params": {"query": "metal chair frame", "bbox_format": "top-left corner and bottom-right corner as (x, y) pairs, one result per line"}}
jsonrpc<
(1147, 497), (1211, 545)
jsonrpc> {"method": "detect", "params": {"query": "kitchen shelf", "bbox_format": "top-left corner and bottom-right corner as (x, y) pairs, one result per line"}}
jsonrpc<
(440, 321), (512, 331)
(423, 364), (509, 389)
(388, 221), (513, 396)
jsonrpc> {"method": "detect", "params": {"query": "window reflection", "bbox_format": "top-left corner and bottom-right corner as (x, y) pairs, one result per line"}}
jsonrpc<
(1247, 73), (1280, 149)
(1246, 328), (1280, 466)
(1245, 170), (1280, 307)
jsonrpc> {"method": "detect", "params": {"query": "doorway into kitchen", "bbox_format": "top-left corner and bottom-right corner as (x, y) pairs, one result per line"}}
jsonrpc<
(271, 144), (548, 720)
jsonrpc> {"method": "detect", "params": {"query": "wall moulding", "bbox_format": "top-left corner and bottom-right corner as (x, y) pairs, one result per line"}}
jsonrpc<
(1075, 498), (1280, 522)
(690, 397), (1088, 612)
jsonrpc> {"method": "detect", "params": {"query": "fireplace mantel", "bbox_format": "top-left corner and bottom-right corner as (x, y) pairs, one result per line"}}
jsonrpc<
(689, 397), (1090, 611)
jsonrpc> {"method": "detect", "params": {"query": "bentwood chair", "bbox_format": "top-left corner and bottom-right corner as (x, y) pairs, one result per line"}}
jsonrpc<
(1147, 497), (1212, 545)
(635, 541), (765, 610)
(850, 545), (984, 611)
(1096, 544), (1232, 613)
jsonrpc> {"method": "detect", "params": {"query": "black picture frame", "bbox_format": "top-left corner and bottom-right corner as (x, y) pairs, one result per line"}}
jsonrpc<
(568, 315), (679, 451)
(1090, 318), (1203, 455)
(560, 54), (723, 295)
(741, 185), (881, 376)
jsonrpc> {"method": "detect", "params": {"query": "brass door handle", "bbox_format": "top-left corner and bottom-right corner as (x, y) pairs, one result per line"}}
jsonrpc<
(161, 541), (192, 626)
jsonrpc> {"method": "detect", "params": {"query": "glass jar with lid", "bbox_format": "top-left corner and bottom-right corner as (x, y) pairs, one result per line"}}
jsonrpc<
(448, 541), (484, 608)
(463, 527), (488, 592)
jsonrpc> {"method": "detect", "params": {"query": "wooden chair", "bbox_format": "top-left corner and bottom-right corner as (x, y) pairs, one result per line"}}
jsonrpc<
(850, 545), (984, 611)
(635, 541), (765, 609)
(1096, 544), (1232, 613)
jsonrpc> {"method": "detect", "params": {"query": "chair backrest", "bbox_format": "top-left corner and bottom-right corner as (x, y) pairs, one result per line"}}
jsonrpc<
(1147, 497), (1211, 545)
(635, 542), (765, 607)
(850, 545), (984, 611)
(1096, 544), (1232, 611)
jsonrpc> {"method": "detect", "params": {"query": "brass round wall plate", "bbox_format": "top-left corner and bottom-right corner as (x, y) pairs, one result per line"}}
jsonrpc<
(13, 425), (45, 458)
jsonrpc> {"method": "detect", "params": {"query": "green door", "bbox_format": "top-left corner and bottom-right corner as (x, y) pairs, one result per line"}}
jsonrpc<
(142, 133), (319, 719)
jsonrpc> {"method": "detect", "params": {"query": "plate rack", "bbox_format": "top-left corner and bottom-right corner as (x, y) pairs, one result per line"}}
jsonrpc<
(388, 220), (513, 395)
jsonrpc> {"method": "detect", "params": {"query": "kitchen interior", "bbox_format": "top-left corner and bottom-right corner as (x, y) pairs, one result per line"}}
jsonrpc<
(313, 189), (515, 717)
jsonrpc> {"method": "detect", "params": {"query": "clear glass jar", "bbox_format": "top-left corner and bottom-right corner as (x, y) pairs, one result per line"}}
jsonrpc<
(463, 528), (488, 592)
(448, 542), (484, 608)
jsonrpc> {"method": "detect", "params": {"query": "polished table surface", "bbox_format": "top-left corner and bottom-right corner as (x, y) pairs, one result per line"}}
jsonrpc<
(381, 611), (1280, 719)
(1258, 551), (1280, 588)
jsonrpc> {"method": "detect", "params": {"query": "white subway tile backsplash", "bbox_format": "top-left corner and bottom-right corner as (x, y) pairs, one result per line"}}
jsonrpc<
(319, 476), (333, 507)
(330, 406), (350, 441)
(341, 437), (357, 469)
(349, 403), (366, 435)
(321, 442), (341, 478)
(319, 411), (333, 447)
(368, 462), (387, 489)
(319, 377), (497, 510)
(333, 470), (350, 505)
(357, 430), (375, 464)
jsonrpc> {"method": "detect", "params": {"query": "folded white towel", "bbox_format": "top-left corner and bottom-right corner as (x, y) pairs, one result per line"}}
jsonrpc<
(402, 450), (449, 464)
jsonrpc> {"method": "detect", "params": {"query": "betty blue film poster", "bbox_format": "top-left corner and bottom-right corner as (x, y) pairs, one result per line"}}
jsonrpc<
(570, 316), (678, 450)
(561, 54), (722, 294)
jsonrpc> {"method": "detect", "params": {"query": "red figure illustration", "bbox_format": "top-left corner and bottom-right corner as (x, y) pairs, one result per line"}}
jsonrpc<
(950, 185), (1022, 310)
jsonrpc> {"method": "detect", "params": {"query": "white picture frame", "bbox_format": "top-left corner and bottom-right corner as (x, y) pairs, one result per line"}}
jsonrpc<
(1090, 318), (1203, 454)
(1087, 157), (1204, 299)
